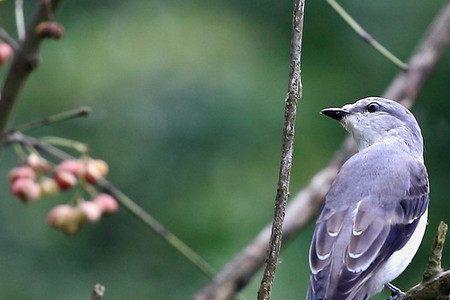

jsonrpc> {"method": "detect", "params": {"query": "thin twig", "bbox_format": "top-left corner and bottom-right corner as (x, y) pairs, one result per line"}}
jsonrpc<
(194, 2), (450, 299)
(326, 0), (408, 70)
(0, 27), (19, 50)
(0, 0), (63, 133)
(40, 136), (89, 153)
(97, 180), (217, 278)
(11, 106), (92, 133)
(90, 283), (105, 300)
(257, 1), (305, 299)
(3, 131), (216, 279)
(15, 0), (26, 41)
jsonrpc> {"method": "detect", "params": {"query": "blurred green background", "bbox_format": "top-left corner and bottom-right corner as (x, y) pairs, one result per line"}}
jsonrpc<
(1, 1), (450, 299)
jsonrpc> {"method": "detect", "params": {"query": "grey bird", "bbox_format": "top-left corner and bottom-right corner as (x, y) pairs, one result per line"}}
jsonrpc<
(306, 97), (429, 300)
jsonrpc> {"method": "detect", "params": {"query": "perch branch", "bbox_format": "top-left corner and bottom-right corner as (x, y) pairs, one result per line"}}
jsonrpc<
(3, 131), (216, 279)
(326, 0), (408, 70)
(257, 1), (305, 299)
(0, 0), (63, 133)
(423, 221), (447, 281)
(397, 222), (450, 300)
(194, 2), (450, 299)
(90, 283), (105, 300)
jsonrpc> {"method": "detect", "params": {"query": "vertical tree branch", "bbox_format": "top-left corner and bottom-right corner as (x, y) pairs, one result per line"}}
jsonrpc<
(0, 0), (62, 133)
(194, 3), (450, 299)
(257, 1), (305, 299)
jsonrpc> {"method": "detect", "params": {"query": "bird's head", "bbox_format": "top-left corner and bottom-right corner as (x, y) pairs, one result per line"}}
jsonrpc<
(321, 97), (423, 154)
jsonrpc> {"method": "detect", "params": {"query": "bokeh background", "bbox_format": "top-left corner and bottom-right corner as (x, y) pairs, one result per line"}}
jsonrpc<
(1, 0), (450, 299)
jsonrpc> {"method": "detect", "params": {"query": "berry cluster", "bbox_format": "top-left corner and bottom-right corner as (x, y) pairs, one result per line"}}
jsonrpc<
(8, 154), (118, 234)
(48, 194), (118, 234)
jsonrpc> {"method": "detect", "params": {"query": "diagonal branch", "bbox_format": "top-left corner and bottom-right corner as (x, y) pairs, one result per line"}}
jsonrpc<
(257, 1), (305, 299)
(194, 3), (450, 299)
(0, 0), (63, 132)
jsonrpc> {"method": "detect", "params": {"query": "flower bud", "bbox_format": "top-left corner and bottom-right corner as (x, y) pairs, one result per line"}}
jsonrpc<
(39, 177), (60, 196)
(11, 178), (41, 202)
(8, 166), (36, 183)
(53, 170), (77, 190)
(47, 205), (86, 235)
(92, 194), (119, 214)
(35, 22), (64, 40)
(0, 43), (13, 65)
(27, 153), (52, 173)
(78, 200), (103, 222)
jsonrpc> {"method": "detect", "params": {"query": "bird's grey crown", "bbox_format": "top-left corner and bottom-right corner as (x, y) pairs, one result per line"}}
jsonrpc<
(340, 97), (424, 159)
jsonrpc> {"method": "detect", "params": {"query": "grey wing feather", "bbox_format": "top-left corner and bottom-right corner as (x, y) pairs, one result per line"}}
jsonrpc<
(307, 147), (429, 300)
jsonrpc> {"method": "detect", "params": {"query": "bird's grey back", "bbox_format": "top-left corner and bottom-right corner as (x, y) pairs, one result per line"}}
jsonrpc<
(307, 137), (429, 300)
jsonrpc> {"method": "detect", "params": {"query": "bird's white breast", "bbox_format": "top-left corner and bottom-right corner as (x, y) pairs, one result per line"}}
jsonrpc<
(367, 209), (428, 297)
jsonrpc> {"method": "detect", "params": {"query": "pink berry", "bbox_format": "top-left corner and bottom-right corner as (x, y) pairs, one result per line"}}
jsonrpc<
(0, 43), (13, 65)
(56, 159), (85, 176)
(27, 153), (52, 173)
(39, 177), (60, 196)
(47, 205), (85, 235)
(47, 205), (73, 227)
(93, 159), (109, 176)
(53, 170), (77, 190)
(93, 194), (119, 214)
(78, 201), (103, 222)
(8, 166), (36, 183)
(83, 159), (108, 184)
(11, 178), (41, 202)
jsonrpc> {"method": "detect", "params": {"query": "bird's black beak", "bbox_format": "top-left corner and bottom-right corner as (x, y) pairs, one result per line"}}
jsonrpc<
(320, 108), (350, 121)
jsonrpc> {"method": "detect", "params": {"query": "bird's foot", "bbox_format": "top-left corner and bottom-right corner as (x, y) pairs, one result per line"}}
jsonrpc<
(385, 282), (405, 300)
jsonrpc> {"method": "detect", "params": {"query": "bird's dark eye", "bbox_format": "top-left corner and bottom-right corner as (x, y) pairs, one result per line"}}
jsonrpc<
(367, 102), (380, 113)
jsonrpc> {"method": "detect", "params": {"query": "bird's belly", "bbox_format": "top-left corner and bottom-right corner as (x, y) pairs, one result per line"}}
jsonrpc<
(367, 209), (428, 297)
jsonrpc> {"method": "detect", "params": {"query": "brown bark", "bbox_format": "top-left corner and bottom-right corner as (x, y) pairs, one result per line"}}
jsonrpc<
(256, 1), (306, 299)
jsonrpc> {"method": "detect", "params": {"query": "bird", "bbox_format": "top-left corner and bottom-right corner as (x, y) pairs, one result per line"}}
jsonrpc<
(306, 97), (429, 300)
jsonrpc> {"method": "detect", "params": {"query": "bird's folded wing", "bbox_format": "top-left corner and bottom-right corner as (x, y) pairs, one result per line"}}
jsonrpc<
(309, 160), (429, 299)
